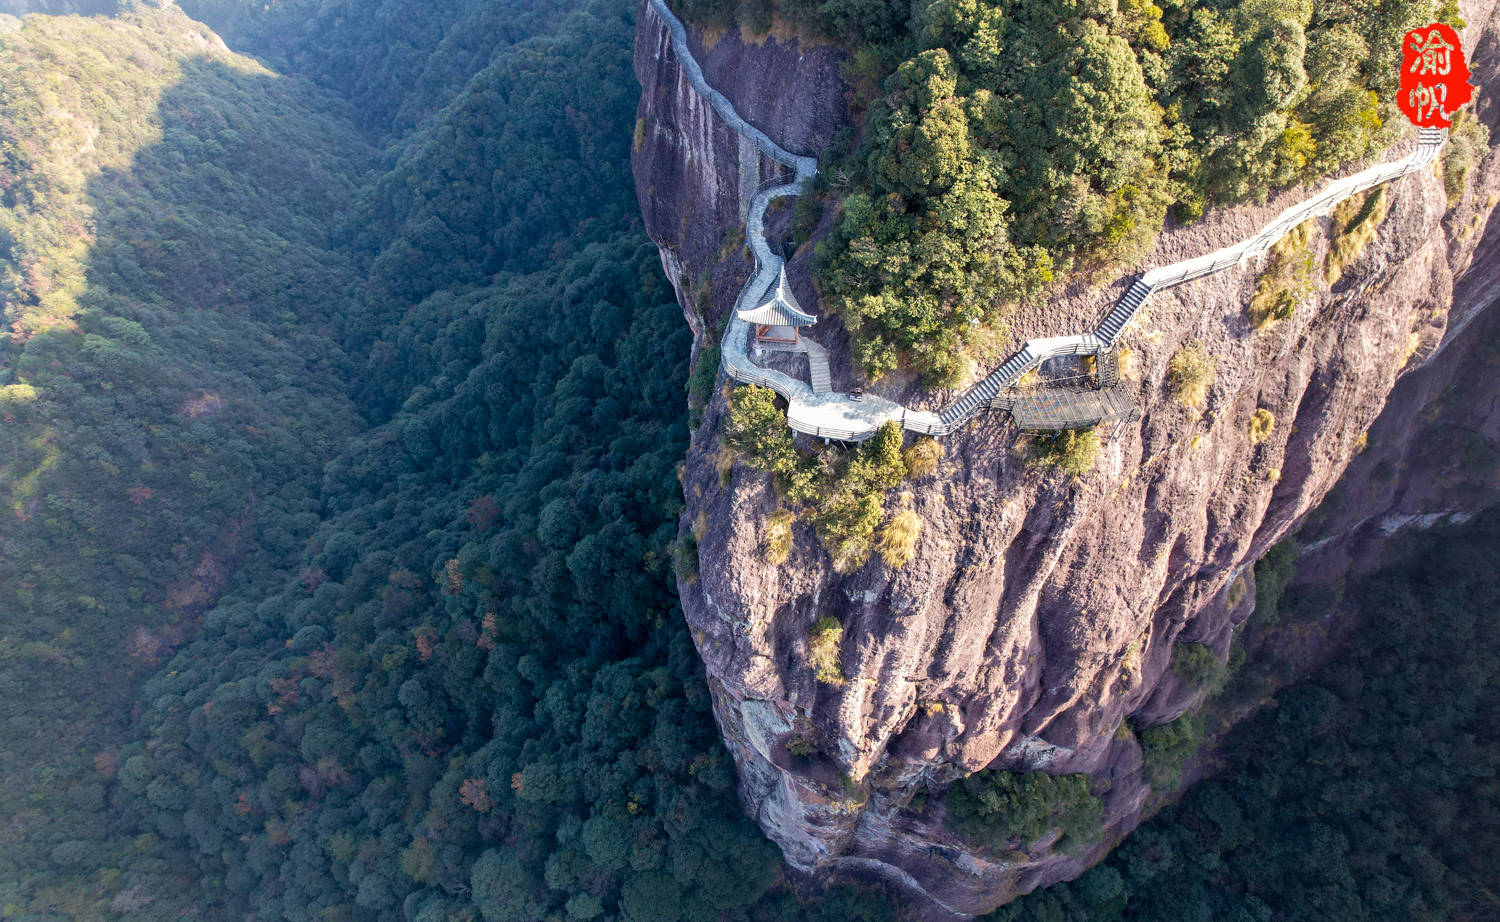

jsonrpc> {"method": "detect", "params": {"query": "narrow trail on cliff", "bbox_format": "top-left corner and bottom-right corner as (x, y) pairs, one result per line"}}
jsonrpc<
(646, 0), (1448, 442)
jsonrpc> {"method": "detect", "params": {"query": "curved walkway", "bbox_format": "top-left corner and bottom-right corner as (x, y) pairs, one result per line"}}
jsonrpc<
(647, 0), (1448, 442)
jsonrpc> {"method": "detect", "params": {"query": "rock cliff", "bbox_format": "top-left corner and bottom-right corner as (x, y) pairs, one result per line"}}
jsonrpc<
(633, 0), (1500, 915)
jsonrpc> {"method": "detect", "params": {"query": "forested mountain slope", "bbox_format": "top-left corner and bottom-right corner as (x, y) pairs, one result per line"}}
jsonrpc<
(2, 1), (898, 919)
(680, 0), (1464, 383)
(0, 6), (369, 912)
(174, 0), (571, 135)
(996, 509), (1500, 921)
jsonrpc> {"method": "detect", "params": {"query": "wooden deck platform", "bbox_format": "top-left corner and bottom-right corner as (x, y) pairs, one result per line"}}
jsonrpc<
(998, 386), (1138, 432)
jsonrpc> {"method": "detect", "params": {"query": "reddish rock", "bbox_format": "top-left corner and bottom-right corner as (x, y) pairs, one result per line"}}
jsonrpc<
(634, 1), (1500, 916)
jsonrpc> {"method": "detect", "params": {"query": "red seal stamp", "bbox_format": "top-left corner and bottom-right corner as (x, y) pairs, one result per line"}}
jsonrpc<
(1398, 22), (1473, 128)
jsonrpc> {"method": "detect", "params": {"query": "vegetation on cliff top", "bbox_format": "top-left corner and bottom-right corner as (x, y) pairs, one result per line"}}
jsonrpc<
(679, 0), (1459, 384)
(726, 386), (916, 570)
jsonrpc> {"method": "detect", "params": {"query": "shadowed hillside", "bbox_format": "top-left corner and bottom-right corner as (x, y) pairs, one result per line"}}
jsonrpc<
(0, 4), (370, 914)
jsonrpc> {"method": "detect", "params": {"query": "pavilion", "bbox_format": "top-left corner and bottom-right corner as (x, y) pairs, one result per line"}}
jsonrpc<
(738, 264), (815, 343)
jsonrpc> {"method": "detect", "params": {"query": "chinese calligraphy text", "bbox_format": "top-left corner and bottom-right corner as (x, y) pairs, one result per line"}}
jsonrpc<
(1398, 22), (1472, 128)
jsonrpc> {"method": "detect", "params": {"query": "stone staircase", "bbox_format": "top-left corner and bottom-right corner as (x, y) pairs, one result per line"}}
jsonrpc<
(1097, 279), (1154, 347)
(802, 338), (832, 393)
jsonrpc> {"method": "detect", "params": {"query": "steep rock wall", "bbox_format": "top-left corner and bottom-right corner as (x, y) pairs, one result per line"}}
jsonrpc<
(634, 0), (1500, 916)
(632, 2), (844, 345)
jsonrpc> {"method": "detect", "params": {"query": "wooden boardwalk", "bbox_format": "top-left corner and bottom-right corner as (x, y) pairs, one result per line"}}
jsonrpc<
(998, 387), (1139, 432)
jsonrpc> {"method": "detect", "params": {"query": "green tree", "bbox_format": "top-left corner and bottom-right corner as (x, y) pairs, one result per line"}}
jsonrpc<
(947, 769), (1104, 854)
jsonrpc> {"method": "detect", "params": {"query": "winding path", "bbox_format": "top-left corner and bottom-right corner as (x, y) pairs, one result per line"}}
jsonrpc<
(648, 0), (1448, 442)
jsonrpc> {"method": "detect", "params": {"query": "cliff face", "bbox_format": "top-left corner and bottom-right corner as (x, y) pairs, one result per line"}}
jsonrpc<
(632, 2), (846, 347)
(634, 1), (1500, 916)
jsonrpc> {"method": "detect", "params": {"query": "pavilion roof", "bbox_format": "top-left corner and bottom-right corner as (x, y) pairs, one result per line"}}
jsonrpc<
(737, 265), (815, 327)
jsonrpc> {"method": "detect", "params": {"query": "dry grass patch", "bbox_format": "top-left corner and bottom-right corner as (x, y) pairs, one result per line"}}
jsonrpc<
(1401, 331), (1422, 366)
(876, 509), (922, 568)
(808, 616), (845, 686)
(902, 437), (943, 478)
(1324, 187), (1388, 285)
(713, 445), (735, 486)
(1168, 342), (1215, 409)
(1442, 109), (1491, 208)
(1249, 221), (1315, 329)
(1248, 408), (1276, 445)
(763, 508), (795, 565)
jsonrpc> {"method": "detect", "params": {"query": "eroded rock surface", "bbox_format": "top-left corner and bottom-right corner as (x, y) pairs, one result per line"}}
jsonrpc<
(633, 0), (1500, 915)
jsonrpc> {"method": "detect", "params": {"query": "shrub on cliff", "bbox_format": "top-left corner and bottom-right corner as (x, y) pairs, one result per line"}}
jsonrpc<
(813, 486), (886, 572)
(674, 532), (700, 584)
(1247, 408), (1276, 445)
(1136, 712), (1206, 789)
(1168, 342), (1215, 409)
(876, 509), (922, 568)
(946, 770), (1103, 855)
(726, 385), (801, 477)
(687, 344), (721, 408)
(1169, 642), (1227, 694)
(1251, 537), (1300, 626)
(727, 396), (913, 570)
(811, 421), (907, 570)
(1030, 428), (1101, 478)
(845, 419), (908, 491)
(808, 616), (846, 685)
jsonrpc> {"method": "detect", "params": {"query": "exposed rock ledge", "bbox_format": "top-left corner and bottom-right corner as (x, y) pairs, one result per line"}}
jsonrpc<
(633, 0), (1500, 915)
